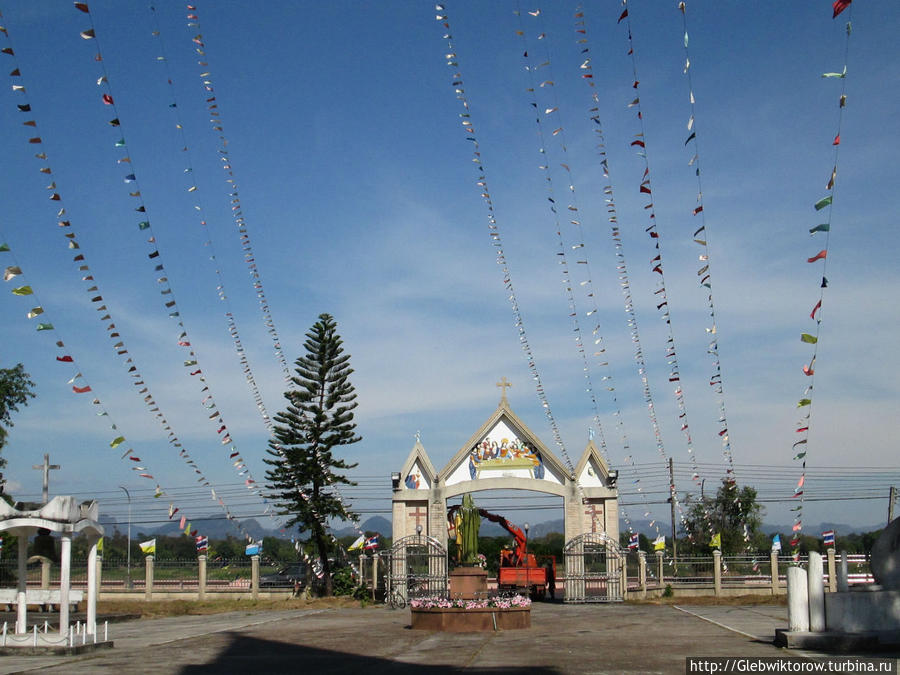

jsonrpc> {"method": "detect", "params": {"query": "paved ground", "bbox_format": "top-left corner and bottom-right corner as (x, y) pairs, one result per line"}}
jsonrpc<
(0, 602), (892, 674)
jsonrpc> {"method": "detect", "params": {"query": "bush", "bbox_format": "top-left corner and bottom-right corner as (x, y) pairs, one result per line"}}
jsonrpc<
(332, 567), (367, 600)
(663, 584), (673, 598)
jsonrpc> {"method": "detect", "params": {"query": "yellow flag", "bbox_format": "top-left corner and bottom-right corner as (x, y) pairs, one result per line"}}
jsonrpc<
(139, 539), (156, 554)
(653, 536), (665, 551)
(96, 537), (104, 554)
(454, 513), (462, 546)
(710, 533), (721, 549)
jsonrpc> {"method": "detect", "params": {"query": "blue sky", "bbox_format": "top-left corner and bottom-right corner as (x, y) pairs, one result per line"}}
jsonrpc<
(0, 1), (897, 535)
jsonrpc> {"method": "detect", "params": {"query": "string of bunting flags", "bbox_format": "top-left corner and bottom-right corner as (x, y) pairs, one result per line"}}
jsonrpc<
(182, 4), (291, 386)
(177, 4), (366, 567)
(511, 4), (644, 539)
(433, 4), (578, 480)
(147, 5), (275, 447)
(0, 8), (259, 545)
(675, 1), (749, 551)
(568, 4), (678, 544)
(0, 232), (225, 550)
(71, 1), (275, 543)
(789, 0), (854, 561)
(616, 0), (715, 545)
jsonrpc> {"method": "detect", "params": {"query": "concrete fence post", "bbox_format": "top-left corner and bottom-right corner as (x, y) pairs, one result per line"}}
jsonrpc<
(620, 556), (628, 600)
(787, 565), (809, 632)
(837, 550), (849, 592)
(198, 555), (207, 600)
(145, 555), (154, 601)
(638, 551), (647, 598)
(251, 555), (260, 600)
(655, 550), (664, 587)
(713, 550), (722, 597)
(826, 548), (836, 593)
(770, 550), (780, 595)
(41, 559), (51, 590)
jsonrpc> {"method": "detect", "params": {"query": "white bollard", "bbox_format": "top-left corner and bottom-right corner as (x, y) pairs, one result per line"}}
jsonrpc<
(807, 552), (825, 632)
(43, 620), (48, 633)
(33, 624), (37, 647)
(69, 624), (74, 647)
(787, 565), (810, 632)
(104, 620), (108, 643)
(2, 621), (7, 647)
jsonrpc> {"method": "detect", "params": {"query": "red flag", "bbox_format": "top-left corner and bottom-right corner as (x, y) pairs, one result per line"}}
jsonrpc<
(807, 250), (827, 263)
(832, 0), (851, 18)
(810, 299), (822, 320)
(56, 355), (73, 362)
(102, 93), (114, 105)
(74, 2), (90, 12)
(72, 384), (92, 393)
(693, 205), (703, 216)
(618, 8), (628, 23)
(832, 134), (840, 145)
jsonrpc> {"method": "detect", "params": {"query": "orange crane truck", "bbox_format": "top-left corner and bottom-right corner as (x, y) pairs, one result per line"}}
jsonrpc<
(448, 505), (557, 599)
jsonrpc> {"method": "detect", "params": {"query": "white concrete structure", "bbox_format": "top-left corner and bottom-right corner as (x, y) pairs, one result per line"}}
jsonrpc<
(0, 496), (103, 647)
(392, 391), (619, 549)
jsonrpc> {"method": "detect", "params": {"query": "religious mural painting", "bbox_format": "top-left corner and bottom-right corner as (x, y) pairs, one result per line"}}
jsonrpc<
(468, 425), (545, 480)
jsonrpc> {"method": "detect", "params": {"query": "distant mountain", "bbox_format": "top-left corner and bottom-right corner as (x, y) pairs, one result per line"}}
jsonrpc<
(333, 516), (392, 538)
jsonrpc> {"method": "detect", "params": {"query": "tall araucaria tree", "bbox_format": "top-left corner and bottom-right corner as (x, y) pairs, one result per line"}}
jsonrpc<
(263, 313), (360, 595)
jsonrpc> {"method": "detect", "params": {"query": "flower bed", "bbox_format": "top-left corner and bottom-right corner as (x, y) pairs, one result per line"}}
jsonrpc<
(409, 595), (531, 632)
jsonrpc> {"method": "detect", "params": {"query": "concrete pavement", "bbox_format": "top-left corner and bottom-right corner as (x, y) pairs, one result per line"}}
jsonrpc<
(0, 602), (891, 674)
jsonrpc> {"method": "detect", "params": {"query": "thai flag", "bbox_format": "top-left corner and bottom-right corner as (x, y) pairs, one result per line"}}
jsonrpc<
(628, 533), (639, 550)
(822, 530), (835, 546)
(364, 535), (379, 550)
(195, 536), (208, 552)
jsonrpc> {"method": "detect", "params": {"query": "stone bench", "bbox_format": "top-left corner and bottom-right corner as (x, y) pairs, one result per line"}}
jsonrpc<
(0, 589), (83, 613)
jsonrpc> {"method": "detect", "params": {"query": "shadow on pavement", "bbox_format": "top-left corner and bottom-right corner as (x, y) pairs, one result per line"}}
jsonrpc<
(178, 631), (561, 675)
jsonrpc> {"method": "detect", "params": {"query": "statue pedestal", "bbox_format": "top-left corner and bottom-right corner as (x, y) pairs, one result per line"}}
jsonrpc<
(449, 566), (488, 600)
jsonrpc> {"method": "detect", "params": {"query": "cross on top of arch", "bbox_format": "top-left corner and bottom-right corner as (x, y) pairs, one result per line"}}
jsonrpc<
(496, 377), (512, 403)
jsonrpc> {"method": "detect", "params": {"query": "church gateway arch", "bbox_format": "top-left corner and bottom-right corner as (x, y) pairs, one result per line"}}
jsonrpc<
(390, 381), (621, 601)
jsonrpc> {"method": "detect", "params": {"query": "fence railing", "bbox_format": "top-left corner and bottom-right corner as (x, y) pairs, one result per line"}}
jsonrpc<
(0, 550), (875, 601)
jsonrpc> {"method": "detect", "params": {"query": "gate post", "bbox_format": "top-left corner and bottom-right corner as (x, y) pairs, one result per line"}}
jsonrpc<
(713, 550), (722, 597)
(770, 550), (780, 595)
(145, 554), (154, 601)
(826, 548), (836, 593)
(251, 555), (260, 599)
(638, 551), (647, 598)
(198, 554), (207, 600)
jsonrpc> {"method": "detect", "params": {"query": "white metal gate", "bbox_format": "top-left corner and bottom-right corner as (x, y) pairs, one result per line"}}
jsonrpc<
(564, 532), (625, 603)
(385, 534), (448, 604)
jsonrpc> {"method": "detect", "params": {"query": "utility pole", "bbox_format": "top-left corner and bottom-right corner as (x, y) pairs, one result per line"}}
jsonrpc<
(889, 486), (897, 525)
(668, 457), (677, 566)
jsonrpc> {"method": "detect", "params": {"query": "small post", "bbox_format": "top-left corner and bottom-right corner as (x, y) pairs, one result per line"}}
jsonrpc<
(33, 623), (37, 647)
(251, 555), (260, 600)
(826, 548), (836, 593)
(655, 550), (664, 587)
(198, 554), (207, 600)
(145, 554), (154, 601)
(87, 536), (98, 637)
(638, 551), (647, 598)
(770, 550), (780, 595)
(16, 532), (28, 634)
(837, 550), (849, 592)
(619, 556), (628, 599)
(787, 565), (810, 632)
(807, 552), (825, 632)
(104, 620), (108, 643)
(713, 550), (722, 597)
(59, 532), (72, 637)
(41, 559), (51, 590)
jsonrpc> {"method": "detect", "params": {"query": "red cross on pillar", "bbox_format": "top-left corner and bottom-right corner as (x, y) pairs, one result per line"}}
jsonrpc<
(409, 506), (428, 532)
(584, 503), (603, 534)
